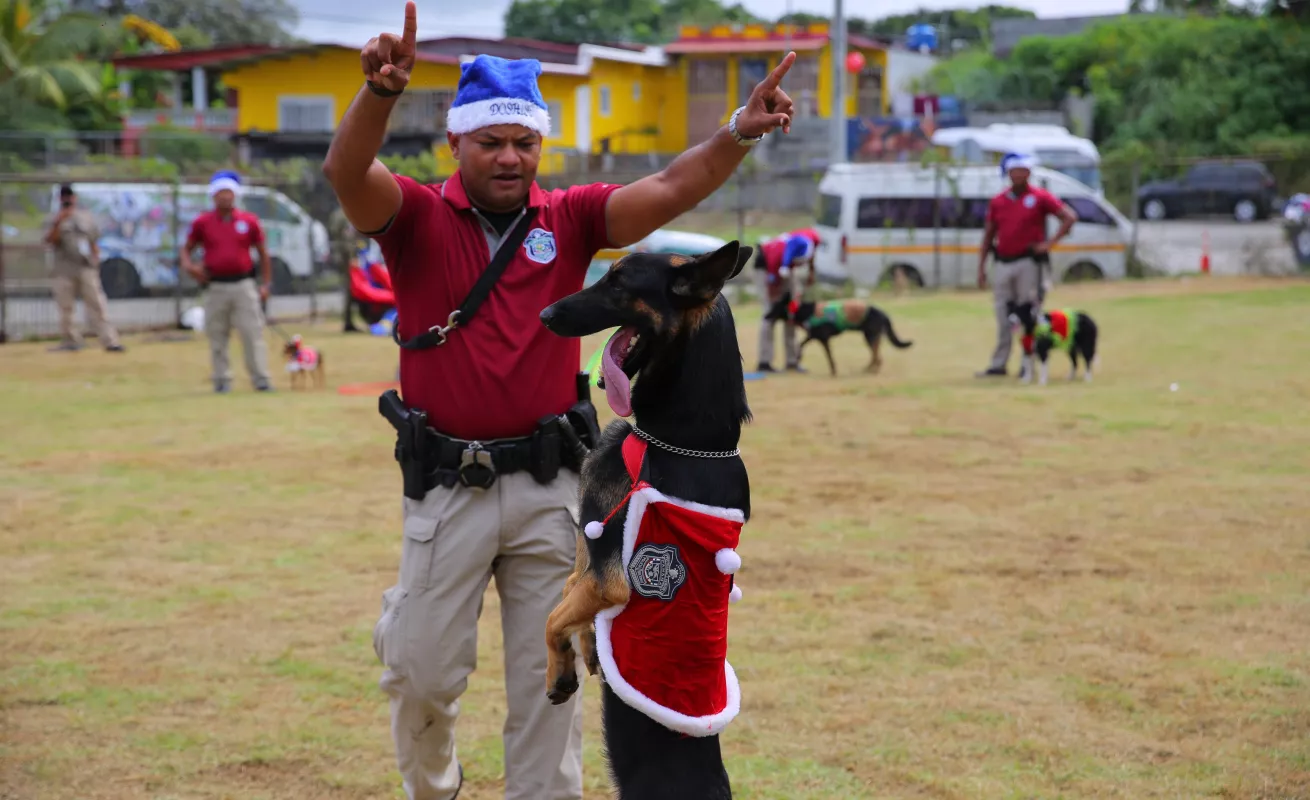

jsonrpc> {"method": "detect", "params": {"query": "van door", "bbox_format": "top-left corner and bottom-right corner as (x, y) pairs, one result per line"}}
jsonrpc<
(1055, 194), (1119, 280)
(241, 190), (310, 293)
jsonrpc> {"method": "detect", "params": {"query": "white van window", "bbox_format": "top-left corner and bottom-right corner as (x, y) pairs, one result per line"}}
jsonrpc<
(937, 197), (989, 229)
(857, 197), (936, 229)
(241, 194), (299, 224)
(817, 193), (842, 227)
(1062, 196), (1115, 226)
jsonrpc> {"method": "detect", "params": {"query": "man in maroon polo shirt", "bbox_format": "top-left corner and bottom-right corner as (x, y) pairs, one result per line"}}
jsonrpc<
(321, 4), (797, 799)
(181, 170), (274, 393)
(975, 154), (1077, 378)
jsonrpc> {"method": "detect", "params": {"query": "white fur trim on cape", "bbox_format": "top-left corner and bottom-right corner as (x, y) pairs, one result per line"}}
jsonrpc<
(593, 486), (744, 737)
(446, 97), (552, 137)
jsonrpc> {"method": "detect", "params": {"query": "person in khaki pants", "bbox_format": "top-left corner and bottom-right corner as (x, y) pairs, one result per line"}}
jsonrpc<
(42, 184), (125, 353)
(181, 170), (274, 393)
(323, 5), (799, 797)
(975, 154), (1077, 379)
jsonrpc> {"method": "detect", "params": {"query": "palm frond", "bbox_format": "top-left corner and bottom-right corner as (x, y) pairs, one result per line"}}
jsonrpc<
(0, 31), (21, 74)
(13, 63), (67, 107)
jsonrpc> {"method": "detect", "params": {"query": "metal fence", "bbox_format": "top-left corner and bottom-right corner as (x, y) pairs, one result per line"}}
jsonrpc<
(0, 174), (344, 343)
(3, 151), (1307, 342)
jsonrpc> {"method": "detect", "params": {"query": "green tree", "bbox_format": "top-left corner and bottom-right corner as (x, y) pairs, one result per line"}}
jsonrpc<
(0, 0), (105, 121)
(504, 0), (760, 44)
(853, 5), (1037, 46)
(925, 14), (1310, 155)
(66, 0), (299, 45)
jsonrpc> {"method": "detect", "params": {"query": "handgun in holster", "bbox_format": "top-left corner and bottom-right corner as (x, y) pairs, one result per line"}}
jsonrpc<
(378, 389), (431, 501)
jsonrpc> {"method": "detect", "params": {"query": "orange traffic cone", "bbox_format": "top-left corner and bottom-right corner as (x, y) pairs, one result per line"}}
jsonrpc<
(1200, 229), (1211, 275)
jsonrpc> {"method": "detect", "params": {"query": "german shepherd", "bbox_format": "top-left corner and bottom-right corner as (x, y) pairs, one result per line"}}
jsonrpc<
(539, 241), (754, 800)
(765, 293), (912, 376)
(1007, 301), (1099, 385)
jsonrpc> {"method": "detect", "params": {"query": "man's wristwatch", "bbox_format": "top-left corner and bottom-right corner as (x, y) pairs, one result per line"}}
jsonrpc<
(728, 107), (765, 147)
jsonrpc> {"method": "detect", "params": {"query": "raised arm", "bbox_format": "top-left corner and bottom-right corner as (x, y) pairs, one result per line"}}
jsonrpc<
(321, 1), (417, 234)
(604, 53), (798, 248)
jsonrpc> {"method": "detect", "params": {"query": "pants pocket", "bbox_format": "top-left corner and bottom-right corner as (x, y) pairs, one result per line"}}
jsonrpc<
(400, 513), (440, 591)
(372, 584), (408, 667)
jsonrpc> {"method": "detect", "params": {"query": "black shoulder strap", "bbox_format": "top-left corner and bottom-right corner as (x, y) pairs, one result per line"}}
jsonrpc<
(393, 207), (540, 350)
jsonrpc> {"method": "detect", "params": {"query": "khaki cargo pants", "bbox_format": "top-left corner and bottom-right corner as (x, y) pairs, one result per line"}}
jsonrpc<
(204, 278), (271, 388)
(988, 257), (1043, 372)
(373, 469), (585, 800)
(53, 267), (120, 349)
(757, 266), (799, 368)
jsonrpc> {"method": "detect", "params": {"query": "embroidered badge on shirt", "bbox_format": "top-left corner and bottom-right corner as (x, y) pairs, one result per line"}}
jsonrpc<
(628, 543), (688, 601)
(1023, 194), (1037, 209)
(235, 220), (250, 234)
(523, 228), (557, 264)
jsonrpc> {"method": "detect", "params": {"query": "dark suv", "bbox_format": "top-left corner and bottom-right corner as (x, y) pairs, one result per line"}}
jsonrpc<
(1137, 160), (1278, 223)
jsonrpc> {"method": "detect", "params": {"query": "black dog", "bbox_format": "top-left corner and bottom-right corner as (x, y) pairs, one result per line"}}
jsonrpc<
(1007, 301), (1099, 385)
(765, 293), (912, 376)
(539, 242), (753, 800)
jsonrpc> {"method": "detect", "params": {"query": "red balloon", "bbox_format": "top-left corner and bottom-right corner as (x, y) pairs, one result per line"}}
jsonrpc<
(846, 51), (866, 74)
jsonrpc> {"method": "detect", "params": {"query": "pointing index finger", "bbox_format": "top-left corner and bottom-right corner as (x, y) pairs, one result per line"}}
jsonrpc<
(763, 51), (797, 89)
(402, 1), (418, 48)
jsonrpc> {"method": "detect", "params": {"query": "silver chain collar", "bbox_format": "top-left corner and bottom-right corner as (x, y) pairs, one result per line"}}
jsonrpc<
(630, 426), (741, 459)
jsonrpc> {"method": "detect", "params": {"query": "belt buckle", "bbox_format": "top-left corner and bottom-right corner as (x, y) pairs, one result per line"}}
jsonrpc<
(459, 441), (496, 489)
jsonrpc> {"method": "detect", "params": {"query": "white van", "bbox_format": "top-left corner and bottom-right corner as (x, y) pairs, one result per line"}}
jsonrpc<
(813, 162), (1132, 288)
(51, 182), (329, 299)
(931, 124), (1103, 194)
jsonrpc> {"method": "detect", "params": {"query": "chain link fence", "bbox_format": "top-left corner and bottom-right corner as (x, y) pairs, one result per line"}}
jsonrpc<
(3, 144), (1307, 342)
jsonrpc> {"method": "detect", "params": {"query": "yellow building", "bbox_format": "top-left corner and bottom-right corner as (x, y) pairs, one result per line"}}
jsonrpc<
(662, 23), (888, 151)
(112, 29), (886, 172)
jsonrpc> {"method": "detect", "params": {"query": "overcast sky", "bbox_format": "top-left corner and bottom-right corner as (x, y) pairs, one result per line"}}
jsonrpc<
(291, 0), (1132, 45)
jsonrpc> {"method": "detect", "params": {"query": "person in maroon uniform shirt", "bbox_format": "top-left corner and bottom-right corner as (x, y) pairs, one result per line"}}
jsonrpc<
(321, 5), (798, 799)
(975, 153), (1077, 378)
(181, 170), (274, 393)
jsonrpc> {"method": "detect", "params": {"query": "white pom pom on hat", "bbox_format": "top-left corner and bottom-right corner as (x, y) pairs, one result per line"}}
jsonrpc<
(729, 584), (742, 604)
(584, 521), (604, 539)
(715, 548), (741, 575)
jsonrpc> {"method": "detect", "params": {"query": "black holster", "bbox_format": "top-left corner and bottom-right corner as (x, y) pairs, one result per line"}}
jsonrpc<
(565, 371), (602, 451)
(378, 389), (431, 501)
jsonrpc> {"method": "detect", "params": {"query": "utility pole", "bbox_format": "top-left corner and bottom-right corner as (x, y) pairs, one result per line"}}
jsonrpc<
(830, 0), (846, 165)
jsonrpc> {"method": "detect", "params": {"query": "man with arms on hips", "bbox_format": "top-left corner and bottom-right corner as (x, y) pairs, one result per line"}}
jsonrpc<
(43, 184), (126, 353)
(975, 153), (1077, 378)
(754, 227), (818, 373)
(181, 170), (275, 393)
(321, 4), (796, 798)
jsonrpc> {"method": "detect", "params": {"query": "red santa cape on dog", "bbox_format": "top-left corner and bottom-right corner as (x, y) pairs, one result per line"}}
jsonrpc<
(589, 432), (745, 737)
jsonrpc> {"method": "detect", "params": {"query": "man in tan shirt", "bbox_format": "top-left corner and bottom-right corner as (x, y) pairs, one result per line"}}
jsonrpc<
(43, 184), (124, 352)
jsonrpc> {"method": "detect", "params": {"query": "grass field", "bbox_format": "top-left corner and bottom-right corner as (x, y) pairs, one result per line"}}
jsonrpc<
(3, 277), (1309, 800)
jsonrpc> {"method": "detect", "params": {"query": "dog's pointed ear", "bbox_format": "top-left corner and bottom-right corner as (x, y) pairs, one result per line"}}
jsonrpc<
(729, 245), (752, 280)
(670, 241), (743, 304)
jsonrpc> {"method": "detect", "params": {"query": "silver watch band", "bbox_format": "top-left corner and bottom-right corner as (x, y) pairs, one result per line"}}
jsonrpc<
(728, 106), (764, 146)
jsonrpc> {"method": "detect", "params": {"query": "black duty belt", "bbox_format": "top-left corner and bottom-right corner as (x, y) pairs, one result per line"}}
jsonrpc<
(378, 379), (598, 499)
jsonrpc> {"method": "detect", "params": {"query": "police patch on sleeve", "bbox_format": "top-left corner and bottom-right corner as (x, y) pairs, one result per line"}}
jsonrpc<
(627, 543), (687, 601)
(523, 228), (557, 264)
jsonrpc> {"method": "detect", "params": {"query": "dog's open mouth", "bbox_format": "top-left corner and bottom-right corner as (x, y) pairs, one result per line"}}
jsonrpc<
(599, 326), (646, 417)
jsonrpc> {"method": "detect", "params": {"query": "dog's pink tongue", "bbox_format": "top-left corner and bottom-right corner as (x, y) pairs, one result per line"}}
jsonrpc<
(600, 328), (633, 417)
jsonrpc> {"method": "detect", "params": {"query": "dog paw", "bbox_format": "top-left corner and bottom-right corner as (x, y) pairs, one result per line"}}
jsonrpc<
(547, 671), (579, 705)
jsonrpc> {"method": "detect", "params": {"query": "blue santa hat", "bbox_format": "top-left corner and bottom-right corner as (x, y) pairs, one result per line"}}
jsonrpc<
(446, 54), (552, 138)
(1000, 152), (1038, 176)
(208, 169), (242, 197)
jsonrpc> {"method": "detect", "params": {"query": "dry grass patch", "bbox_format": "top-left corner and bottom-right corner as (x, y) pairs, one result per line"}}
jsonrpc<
(2, 276), (1309, 799)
